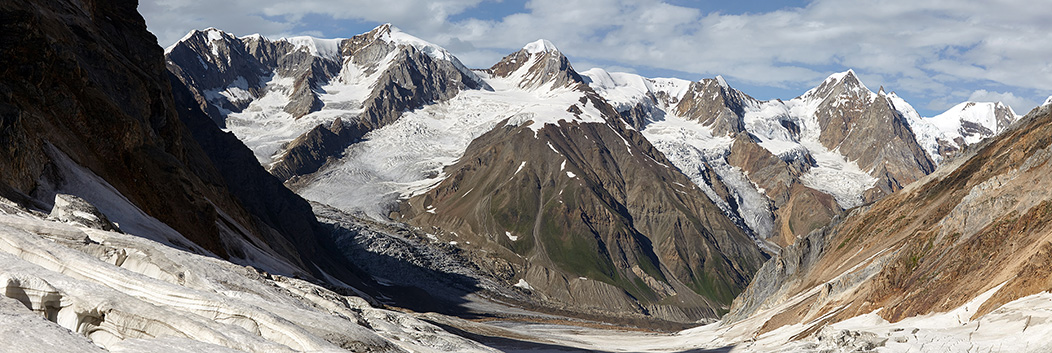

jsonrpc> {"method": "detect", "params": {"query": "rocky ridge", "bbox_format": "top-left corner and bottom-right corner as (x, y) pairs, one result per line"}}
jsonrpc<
(582, 68), (1016, 248)
(166, 24), (487, 181)
(393, 41), (767, 323)
(722, 102), (1052, 343)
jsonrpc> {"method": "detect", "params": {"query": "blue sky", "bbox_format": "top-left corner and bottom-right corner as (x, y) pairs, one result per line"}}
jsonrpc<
(141, 0), (1051, 116)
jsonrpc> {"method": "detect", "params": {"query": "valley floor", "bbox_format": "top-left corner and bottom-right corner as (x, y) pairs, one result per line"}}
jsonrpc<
(2, 195), (1049, 352)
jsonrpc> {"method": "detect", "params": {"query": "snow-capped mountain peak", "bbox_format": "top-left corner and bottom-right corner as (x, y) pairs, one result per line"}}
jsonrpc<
(276, 36), (344, 59)
(1043, 95), (1052, 107)
(523, 39), (560, 54)
(165, 27), (233, 53)
(490, 39), (583, 90)
(800, 69), (875, 101)
(906, 100), (1019, 164)
(367, 23), (461, 63)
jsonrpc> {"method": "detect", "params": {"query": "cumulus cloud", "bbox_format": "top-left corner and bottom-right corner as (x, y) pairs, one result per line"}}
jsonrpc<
(140, 0), (1052, 114)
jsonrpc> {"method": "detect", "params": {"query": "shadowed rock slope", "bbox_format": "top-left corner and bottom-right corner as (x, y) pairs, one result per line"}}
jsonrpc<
(0, 0), (369, 288)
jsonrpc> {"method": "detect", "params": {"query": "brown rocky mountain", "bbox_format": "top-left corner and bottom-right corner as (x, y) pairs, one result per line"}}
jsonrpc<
(583, 69), (945, 249)
(801, 71), (936, 202)
(396, 44), (767, 323)
(724, 102), (1052, 338)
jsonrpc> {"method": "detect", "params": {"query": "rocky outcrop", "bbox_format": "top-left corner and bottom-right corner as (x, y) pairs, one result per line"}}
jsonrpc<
(1, 0), (244, 257)
(724, 104), (1052, 336)
(48, 194), (120, 232)
(0, 0), (373, 291)
(673, 76), (750, 136)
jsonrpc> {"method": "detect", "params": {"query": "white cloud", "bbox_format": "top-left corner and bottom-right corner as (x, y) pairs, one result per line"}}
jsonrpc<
(140, 0), (1052, 114)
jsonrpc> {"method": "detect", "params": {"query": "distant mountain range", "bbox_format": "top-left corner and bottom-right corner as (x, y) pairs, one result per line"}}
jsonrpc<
(165, 23), (1022, 323)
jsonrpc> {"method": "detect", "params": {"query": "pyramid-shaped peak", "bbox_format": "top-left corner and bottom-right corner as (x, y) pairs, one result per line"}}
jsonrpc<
(801, 69), (875, 100)
(166, 27), (235, 53)
(523, 39), (559, 54)
(826, 69), (861, 84)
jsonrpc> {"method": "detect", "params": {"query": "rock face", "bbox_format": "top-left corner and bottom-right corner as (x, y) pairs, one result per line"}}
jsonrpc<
(166, 24), (487, 181)
(397, 45), (766, 323)
(724, 103), (1052, 337)
(0, 0), (368, 290)
(580, 69), (1000, 249)
(673, 76), (750, 136)
(799, 71), (936, 202)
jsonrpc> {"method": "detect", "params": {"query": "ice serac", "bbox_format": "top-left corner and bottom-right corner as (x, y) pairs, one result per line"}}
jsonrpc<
(166, 23), (487, 182)
(724, 102), (1052, 343)
(397, 42), (766, 324)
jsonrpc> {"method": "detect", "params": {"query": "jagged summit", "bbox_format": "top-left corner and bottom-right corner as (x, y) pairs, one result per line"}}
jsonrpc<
(489, 39), (584, 90)
(800, 69), (875, 101)
(523, 39), (559, 54)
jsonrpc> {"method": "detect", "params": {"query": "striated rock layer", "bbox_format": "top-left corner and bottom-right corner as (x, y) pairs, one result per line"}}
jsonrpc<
(398, 44), (766, 323)
(725, 103), (1052, 339)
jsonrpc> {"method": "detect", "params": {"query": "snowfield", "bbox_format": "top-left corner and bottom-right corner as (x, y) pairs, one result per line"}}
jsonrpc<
(298, 69), (607, 219)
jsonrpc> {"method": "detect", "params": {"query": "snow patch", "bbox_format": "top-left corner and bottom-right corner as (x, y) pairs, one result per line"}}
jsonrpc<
(277, 36), (343, 59)
(513, 279), (534, 290)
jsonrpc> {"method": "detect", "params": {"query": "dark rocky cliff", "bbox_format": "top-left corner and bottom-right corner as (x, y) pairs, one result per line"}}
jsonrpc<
(0, 0), (366, 287)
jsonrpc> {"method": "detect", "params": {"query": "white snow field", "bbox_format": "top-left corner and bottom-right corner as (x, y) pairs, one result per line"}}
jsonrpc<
(0, 196), (497, 353)
(298, 52), (607, 220)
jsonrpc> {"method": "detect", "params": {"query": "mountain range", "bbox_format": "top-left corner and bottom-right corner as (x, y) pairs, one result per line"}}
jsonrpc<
(1, 1), (1048, 351)
(165, 23), (1020, 323)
